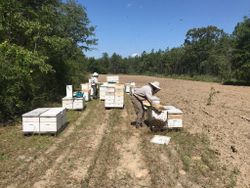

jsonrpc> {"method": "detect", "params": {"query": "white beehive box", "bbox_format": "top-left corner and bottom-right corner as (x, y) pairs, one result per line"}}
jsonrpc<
(73, 97), (85, 110)
(147, 106), (183, 128)
(125, 83), (131, 93)
(40, 108), (66, 133)
(105, 84), (124, 108)
(66, 85), (73, 98)
(62, 97), (85, 110)
(62, 97), (73, 109)
(99, 82), (109, 100)
(107, 75), (119, 83)
(125, 82), (136, 93)
(22, 108), (50, 133)
(166, 107), (183, 128)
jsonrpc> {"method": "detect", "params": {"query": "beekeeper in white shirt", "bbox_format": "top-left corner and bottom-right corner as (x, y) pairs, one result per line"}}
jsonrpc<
(91, 72), (99, 99)
(131, 81), (164, 128)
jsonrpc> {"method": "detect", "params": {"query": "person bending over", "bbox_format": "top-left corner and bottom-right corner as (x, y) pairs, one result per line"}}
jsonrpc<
(131, 81), (162, 128)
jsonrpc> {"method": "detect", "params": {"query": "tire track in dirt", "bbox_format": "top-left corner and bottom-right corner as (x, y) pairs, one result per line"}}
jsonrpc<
(82, 108), (121, 188)
(32, 101), (109, 187)
(109, 95), (152, 188)
(8, 102), (98, 188)
(83, 95), (151, 188)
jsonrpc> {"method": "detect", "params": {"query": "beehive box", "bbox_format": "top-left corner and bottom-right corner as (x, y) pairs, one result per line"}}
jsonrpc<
(125, 82), (135, 93)
(99, 82), (110, 100)
(125, 83), (131, 93)
(40, 108), (66, 133)
(62, 97), (73, 109)
(107, 75), (119, 83)
(147, 106), (183, 128)
(166, 107), (183, 128)
(62, 97), (85, 110)
(22, 108), (50, 133)
(66, 85), (73, 98)
(73, 97), (85, 110)
(105, 84), (124, 108)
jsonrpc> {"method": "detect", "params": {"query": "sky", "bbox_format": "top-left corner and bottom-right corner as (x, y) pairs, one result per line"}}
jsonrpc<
(79, 0), (250, 58)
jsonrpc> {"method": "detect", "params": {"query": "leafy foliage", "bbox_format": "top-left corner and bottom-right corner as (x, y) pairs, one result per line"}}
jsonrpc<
(232, 16), (250, 81)
(0, 0), (96, 122)
(87, 18), (249, 85)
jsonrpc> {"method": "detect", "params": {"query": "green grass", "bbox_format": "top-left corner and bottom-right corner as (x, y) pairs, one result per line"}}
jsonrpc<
(169, 131), (238, 187)
(0, 108), (83, 186)
(140, 129), (238, 187)
(123, 72), (221, 83)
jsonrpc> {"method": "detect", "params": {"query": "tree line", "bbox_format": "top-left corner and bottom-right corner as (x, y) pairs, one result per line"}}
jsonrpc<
(0, 0), (96, 122)
(0, 0), (249, 123)
(87, 16), (250, 83)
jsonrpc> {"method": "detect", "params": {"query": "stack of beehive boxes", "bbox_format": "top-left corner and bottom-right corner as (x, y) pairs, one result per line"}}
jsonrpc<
(105, 84), (124, 108)
(99, 82), (110, 100)
(22, 107), (66, 134)
(130, 82), (136, 95)
(62, 85), (85, 110)
(81, 83), (91, 101)
(125, 82), (134, 93)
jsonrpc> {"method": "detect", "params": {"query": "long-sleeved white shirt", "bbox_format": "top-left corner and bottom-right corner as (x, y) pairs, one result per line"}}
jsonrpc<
(90, 77), (98, 85)
(134, 85), (159, 102)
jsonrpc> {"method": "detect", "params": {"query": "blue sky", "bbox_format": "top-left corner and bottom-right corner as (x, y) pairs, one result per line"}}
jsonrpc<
(79, 0), (250, 58)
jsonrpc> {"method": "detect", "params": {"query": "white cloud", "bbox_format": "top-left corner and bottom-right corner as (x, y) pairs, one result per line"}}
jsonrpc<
(127, 3), (132, 8)
(131, 53), (139, 57)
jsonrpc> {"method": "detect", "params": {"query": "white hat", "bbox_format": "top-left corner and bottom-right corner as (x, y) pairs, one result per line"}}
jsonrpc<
(149, 81), (161, 90)
(93, 72), (99, 77)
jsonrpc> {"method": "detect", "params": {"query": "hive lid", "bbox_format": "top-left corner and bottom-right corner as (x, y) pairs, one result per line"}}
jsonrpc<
(164, 106), (177, 110)
(150, 135), (171, 145)
(22, 108), (50, 117)
(167, 107), (183, 114)
(63, 96), (73, 100)
(40, 108), (65, 117)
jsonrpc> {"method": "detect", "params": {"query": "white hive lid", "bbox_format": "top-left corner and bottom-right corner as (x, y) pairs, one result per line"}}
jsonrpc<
(167, 107), (183, 114)
(164, 106), (176, 110)
(40, 108), (65, 117)
(22, 108), (50, 117)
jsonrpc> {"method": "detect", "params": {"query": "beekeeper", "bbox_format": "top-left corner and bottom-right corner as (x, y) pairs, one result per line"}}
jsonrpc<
(131, 81), (164, 128)
(91, 72), (99, 99)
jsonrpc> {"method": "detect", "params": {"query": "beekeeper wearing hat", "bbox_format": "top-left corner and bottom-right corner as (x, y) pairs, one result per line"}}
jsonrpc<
(90, 72), (99, 99)
(131, 81), (164, 128)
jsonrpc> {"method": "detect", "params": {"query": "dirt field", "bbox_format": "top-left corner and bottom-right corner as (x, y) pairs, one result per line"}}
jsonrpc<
(0, 75), (250, 188)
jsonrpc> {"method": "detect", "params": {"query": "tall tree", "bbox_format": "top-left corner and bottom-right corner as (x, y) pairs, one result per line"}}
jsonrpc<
(232, 16), (250, 81)
(184, 26), (226, 75)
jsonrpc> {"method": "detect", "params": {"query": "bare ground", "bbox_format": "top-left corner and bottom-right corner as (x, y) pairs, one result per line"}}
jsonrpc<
(102, 74), (250, 188)
(1, 74), (250, 188)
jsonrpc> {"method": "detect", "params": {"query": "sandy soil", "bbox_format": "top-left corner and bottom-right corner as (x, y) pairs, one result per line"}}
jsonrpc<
(100, 74), (250, 188)
(1, 74), (250, 188)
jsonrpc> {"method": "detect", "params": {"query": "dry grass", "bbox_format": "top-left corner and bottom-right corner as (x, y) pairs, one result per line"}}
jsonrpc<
(0, 102), (93, 187)
(1, 74), (247, 187)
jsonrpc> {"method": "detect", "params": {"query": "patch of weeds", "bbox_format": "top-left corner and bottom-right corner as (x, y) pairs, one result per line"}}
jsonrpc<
(182, 155), (191, 172)
(207, 87), (220, 105)
(66, 110), (82, 123)
(225, 167), (239, 188)
(81, 108), (123, 187)
(166, 131), (238, 187)
(0, 152), (9, 161)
